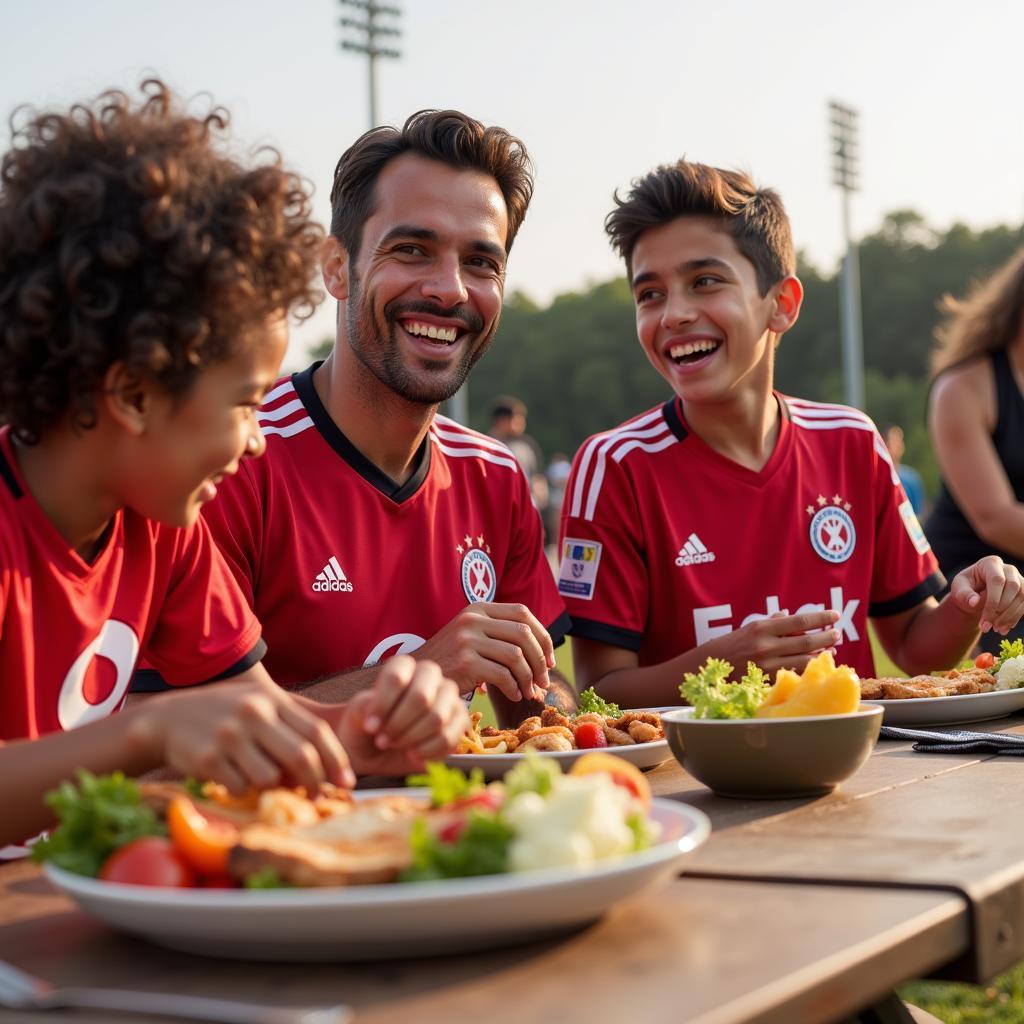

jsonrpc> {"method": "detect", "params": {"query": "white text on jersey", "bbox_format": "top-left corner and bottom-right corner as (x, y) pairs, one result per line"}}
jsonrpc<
(693, 588), (860, 645)
(312, 556), (354, 593)
(675, 533), (716, 566)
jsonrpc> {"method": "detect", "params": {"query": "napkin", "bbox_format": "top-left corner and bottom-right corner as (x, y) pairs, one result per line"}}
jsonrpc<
(879, 725), (1024, 755)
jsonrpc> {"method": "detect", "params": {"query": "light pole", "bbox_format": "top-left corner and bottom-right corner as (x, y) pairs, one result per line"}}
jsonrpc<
(338, 0), (402, 130)
(829, 100), (865, 411)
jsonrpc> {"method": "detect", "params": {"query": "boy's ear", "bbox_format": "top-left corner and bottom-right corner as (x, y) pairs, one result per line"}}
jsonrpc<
(321, 235), (352, 301)
(768, 275), (804, 335)
(101, 361), (152, 435)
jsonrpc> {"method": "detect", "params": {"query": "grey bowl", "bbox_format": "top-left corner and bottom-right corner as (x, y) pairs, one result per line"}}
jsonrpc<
(660, 705), (884, 799)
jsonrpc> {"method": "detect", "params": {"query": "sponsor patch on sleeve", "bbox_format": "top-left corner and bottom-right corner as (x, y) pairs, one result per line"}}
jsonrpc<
(899, 499), (931, 555)
(557, 538), (602, 601)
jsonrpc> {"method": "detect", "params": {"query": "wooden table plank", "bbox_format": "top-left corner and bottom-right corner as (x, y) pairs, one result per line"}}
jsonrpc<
(0, 862), (968, 1024)
(648, 713), (1024, 979)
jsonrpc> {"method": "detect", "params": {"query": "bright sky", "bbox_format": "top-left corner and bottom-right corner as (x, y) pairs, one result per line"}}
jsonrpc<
(2, 0), (1022, 366)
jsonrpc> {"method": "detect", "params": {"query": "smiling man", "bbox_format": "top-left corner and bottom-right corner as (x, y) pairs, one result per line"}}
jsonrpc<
(558, 159), (1024, 709)
(197, 111), (572, 724)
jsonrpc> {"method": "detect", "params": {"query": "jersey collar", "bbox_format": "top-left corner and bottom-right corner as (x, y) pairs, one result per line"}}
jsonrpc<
(291, 363), (432, 502)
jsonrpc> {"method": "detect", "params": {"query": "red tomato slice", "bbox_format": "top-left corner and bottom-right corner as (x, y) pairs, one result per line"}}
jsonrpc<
(166, 795), (239, 876)
(98, 837), (197, 888)
(573, 722), (609, 749)
(975, 652), (996, 670)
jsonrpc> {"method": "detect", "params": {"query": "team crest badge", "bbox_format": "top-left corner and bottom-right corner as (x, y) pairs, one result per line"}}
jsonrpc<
(457, 532), (497, 603)
(806, 493), (857, 564)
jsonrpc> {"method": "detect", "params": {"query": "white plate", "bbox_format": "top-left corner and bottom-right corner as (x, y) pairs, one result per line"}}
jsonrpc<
(447, 739), (671, 781)
(866, 687), (1024, 727)
(44, 796), (708, 962)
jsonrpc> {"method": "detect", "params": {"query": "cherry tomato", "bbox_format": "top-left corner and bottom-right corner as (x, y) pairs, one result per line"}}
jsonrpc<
(166, 795), (239, 876)
(573, 722), (609, 749)
(975, 652), (997, 670)
(570, 752), (652, 810)
(98, 837), (197, 888)
(439, 819), (467, 843)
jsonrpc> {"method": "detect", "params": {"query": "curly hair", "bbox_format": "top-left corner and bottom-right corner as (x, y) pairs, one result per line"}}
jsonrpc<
(605, 160), (794, 296)
(0, 78), (324, 443)
(931, 249), (1024, 378)
(329, 109), (533, 261)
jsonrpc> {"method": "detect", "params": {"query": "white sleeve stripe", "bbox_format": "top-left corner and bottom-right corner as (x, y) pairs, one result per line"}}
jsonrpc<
(791, 414), (900, 486)
(262, 380), (296, 406)
(430, 437), (521, 472)
(573, 420), (674, 521)
(259, 417), (314, 439)
(257, 398), (305, 423)
(788, 406), (873, 426)
(582, 430), (676, 521)
(429, 424), (513, 455)
(569, 409), (668, 518)
(612, 435), (678, 464)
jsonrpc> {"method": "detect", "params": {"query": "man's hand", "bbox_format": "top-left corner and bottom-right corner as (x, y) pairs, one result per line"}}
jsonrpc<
(707, 610), (841, 677)
(140, 673), (356, 796)
(327, 656), (469, 776)
(414, 603), (555, 703)
(949, 556), (1024, 636)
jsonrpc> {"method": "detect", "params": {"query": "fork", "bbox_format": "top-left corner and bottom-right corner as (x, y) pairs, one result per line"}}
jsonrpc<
(0, 959), (352, 1023)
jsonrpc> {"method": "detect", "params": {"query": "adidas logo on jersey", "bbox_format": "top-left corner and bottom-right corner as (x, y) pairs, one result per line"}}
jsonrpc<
(675, 533), (716, 566)
(312, 556), (354, 593)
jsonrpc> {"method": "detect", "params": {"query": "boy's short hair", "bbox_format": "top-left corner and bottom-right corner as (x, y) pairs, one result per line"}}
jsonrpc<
(329, 109), (534, 260)
(0, 78), (324, 444)
(604, 160), (795, 296)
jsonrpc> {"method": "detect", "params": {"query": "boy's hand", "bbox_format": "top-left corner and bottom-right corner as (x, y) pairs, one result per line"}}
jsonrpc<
(950, 556), (1024, 635)
(143, 675), (356, 796)
(332, 656), (470, 776)
(415, 603), (554, 703)
(709, 610), (841, 677)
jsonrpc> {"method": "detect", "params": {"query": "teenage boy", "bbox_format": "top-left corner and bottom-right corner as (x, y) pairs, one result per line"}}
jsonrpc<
(199, 111), (573, 723)
(557, 160), (1024, 707)
(0, 81), (467, 847)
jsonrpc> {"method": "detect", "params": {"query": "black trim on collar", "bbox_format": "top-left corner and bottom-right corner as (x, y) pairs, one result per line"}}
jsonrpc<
(868, 571), (946, 618)
(662, 398), (689, 442)
(0, 445), (23, 499)
(567, 615), (643, 652)
(291, 362), (431, 502)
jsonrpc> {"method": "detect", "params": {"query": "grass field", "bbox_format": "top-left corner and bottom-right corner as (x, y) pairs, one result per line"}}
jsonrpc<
(474, 633), (1024, 1022)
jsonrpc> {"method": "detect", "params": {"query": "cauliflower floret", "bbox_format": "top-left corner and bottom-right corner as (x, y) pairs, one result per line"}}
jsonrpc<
(995, 655), (1024, 690)
(504, 774), (635, 872)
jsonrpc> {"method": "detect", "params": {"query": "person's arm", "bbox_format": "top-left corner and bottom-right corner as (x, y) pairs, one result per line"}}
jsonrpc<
(0, 663), (354, 848)
(929, 367), (1024, 558)
(572, 610), (842, 708)
(873, 555), (1024, 674)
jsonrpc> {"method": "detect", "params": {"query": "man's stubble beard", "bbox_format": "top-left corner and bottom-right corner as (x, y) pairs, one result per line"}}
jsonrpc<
(345, 271), (499, 406)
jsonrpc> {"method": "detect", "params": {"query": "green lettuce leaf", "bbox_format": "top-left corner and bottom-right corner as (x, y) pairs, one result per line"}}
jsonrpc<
(680, 659), (769, 720)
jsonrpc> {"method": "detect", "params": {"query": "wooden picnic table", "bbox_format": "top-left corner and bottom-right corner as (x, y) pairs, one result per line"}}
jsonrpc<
(2, 713), (1023, 1024)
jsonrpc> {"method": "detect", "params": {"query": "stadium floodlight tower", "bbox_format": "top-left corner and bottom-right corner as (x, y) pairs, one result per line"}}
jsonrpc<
(338, 0), (402, 129)
(829, 99), (865, 411)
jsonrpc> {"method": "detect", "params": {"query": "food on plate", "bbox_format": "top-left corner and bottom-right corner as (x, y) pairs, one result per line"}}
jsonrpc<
(992, 639), (1024, 691)
(454, 701), (664, 755)
(34, 758), (659, 889)
(680, 651), (861, 720)
(858, 668), (996, 700)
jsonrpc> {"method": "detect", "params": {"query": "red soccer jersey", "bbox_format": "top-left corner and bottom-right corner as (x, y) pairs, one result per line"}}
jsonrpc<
(0, 429), (262, 741)
(201, 365), (570, 687)
(558, 395), (943, 679)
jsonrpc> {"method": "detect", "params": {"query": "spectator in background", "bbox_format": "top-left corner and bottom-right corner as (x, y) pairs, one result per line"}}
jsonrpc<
(489, 395), (551, 526)
(926, 250), (1024, 655)
(882, 424), (927, 518)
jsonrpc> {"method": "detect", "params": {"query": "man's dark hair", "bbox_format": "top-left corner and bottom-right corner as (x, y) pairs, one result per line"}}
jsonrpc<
(490, 394), (527, 420)
(0, 78), (323, 443)
(329, 109), (533, 260)
(605, 160), (795, 295)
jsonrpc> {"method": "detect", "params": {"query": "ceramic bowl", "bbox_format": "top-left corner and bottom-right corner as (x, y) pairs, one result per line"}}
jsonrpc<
(660, 705), (884, 799)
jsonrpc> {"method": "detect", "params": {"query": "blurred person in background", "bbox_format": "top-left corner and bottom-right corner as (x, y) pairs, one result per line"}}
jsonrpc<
(882, 423), (927, 518)
(926, 250), (1024, 654)
(489, 395), (550, 523)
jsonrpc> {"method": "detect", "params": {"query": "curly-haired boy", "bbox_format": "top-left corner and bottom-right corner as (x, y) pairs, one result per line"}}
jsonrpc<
(0, 80), (466, 847)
